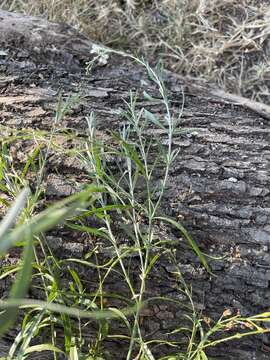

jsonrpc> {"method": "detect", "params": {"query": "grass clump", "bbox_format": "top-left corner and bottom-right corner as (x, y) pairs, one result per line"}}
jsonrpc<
(0, 54), (269, 359)
(3, 0), (270, 103)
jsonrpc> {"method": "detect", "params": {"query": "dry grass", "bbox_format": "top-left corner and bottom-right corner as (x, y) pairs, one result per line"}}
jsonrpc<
(2, 0), (270, 103)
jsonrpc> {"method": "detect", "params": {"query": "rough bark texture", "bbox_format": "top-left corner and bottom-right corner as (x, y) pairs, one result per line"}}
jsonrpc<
(0, 10), (270, 360)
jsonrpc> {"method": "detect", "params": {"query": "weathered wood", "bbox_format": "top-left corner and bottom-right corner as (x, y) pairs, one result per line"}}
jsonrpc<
(0, 10), (270, 359)
(0, 9), (97, 69)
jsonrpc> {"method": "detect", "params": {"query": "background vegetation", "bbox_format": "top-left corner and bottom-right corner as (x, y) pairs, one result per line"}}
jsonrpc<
(2, 0), (270, 104)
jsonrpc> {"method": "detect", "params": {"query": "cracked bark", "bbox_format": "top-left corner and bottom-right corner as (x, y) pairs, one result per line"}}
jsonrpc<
(0, 10), (270, 360)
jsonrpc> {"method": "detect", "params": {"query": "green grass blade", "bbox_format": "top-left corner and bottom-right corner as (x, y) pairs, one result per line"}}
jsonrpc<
(0, 299), (142, 320)
(112, 133), (146, 176)
(0, 231), (33, 336)
(0, 187), (30, 241)
(0, 186), (103, 255)
(155, 216), (211, 273)
(66, 223), (108, 238)
(24, 344), (64, 355)
(61, 312), (72, 353)
(144, 109), (166, 130)
(22, 146), (41, 178)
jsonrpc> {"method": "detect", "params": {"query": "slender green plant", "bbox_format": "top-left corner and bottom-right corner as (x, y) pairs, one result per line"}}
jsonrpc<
(0, 49), (269, 360)
(0, 95), (138, 359)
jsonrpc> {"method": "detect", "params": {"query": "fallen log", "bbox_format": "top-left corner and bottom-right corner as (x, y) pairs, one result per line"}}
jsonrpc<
(0, 9), (270, 360)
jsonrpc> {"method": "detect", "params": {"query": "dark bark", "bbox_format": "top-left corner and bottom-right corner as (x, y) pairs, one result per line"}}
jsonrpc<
(0, 10), (270, 359)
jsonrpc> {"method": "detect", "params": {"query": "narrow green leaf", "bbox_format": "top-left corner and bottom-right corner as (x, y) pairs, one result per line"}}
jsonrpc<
(24, 344), (64, 355)
(145, 253), (161, 277)
(142, 342), (155, 360)
(144, 109), (166, 130)
(0, 188), (30, 242)
(0, 184), (9, 194)
(155, 216), (211, 273)
(121, 141), (146, 176)
(0, 231), (33, 336)
(94, 146), (102, 177)
(61, 312), (72, 353)
(107, 307), (131, 332)
(75, 204), (130, 220)
(100, 319), (109, 338)
(66, 223), (107, 238)
(199, 350), (208, 360)
(69, 268), (83, 293)
(0, 298), (141, 320)
(111, 132), (146, 175)
(143, 90), (155, 101)
(0, 186), (103, 255)
(0, 265), (22, 280)
(22, 146), (41, 178)
(250, 312), (270, 319)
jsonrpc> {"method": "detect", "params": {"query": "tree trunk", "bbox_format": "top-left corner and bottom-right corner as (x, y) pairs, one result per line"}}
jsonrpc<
(0, 10), (270, 360)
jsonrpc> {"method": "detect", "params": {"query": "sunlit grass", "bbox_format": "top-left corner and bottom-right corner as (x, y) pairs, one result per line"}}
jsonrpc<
(3, 0), (270, 104)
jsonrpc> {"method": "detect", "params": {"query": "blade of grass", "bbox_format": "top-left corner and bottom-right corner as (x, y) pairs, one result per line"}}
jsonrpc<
(0, 187), (30, 240)
(0, 186), (103, 255)
(0, 229), (33, 336)
(0, 299), (142, 320)
(155, 216), (211, 273)
(24, 344), (64, 355)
